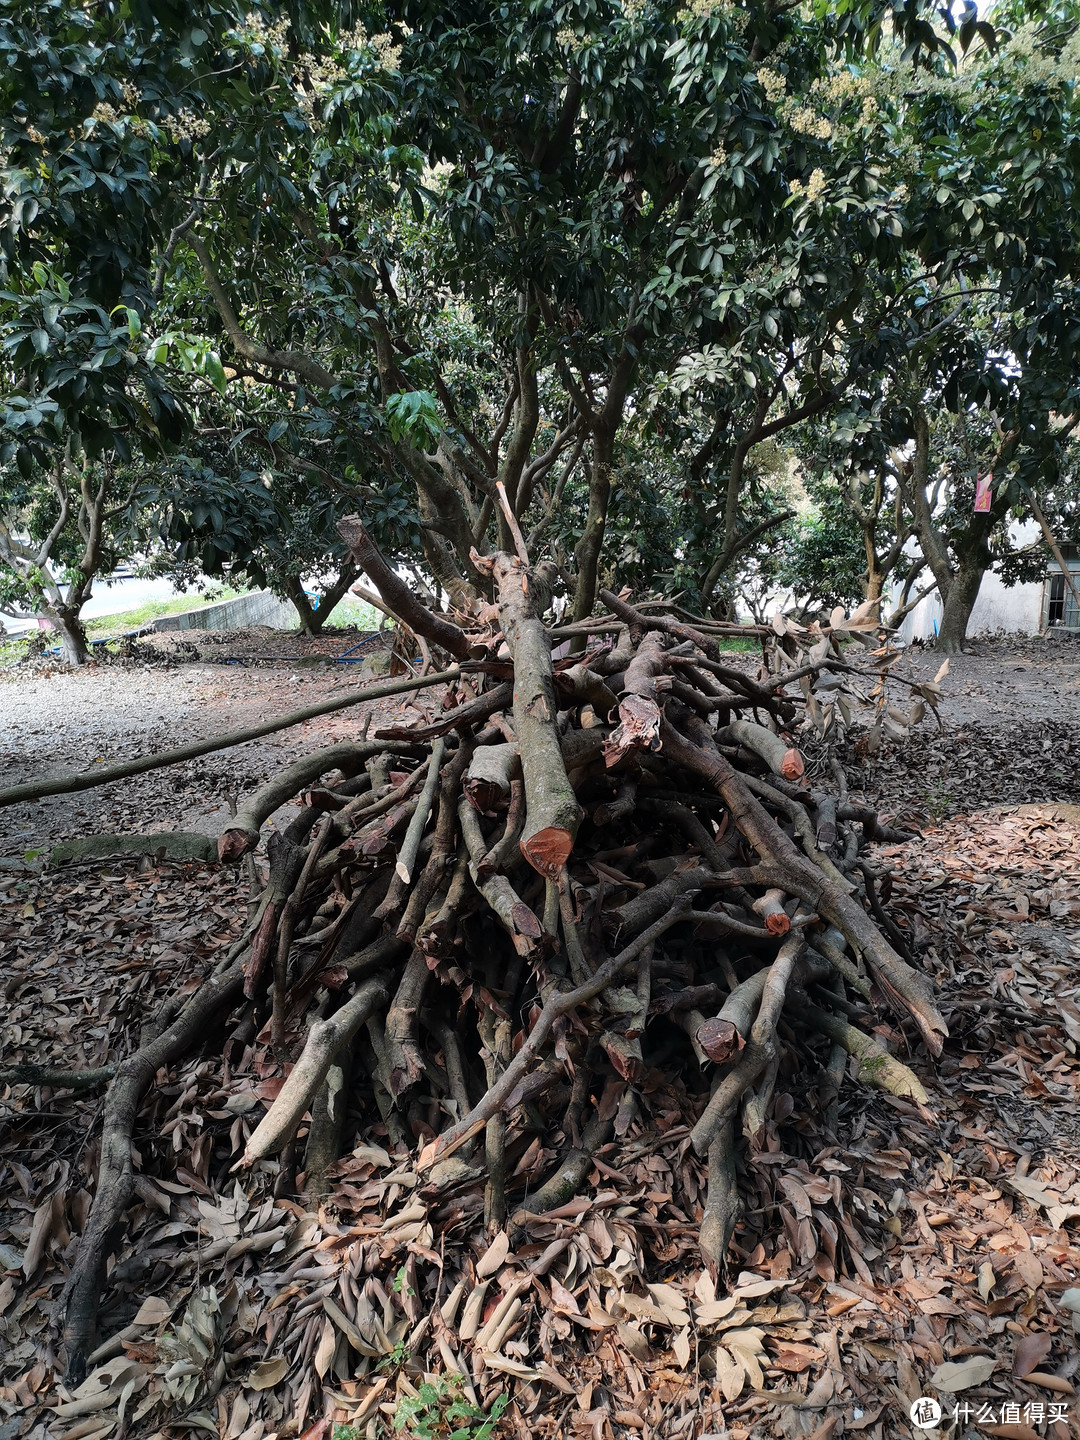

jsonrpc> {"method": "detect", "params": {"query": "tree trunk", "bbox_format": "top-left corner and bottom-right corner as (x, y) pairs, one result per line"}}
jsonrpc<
(570, 340), (639, 627)
(935, 565), (984, 653)
(571, 450), (612, 627)
(47, 605), (90, 665)
(283, 575), (319, 636)
(283, 563), (359, 638)
(311, 559), (360, 632)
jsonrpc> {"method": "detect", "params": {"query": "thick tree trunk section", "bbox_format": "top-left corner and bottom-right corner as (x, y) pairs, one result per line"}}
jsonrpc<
(483, 552), (582, 876)
(45, 606), (91, 666)
(283, 574), (320, 636)
(935, 564), (984, 654)
(571, 453), (613, 628)
(285, 561), (361, 635)
(316, 559), (361, 629)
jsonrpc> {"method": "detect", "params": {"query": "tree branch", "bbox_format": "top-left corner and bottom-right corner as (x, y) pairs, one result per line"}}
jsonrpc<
(188, 233), (340, 391)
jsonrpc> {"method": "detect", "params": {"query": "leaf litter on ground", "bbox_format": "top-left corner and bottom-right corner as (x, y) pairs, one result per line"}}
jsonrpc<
(2, 668), (1080, 1438)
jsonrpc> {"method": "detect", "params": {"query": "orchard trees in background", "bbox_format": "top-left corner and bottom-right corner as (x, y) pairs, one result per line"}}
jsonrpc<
(5, 0), (1080, 652)
(766, 2), (1080, 647)
(0, 0), (995, 622)
(0, 454), (147, 662)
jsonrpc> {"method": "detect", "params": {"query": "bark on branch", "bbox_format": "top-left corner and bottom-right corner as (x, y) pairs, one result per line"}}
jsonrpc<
(338, 515), (474, 659)
(481, 552), (583, 876)
(242, 973), (395, 1165)
(659, 720), (947, 1060)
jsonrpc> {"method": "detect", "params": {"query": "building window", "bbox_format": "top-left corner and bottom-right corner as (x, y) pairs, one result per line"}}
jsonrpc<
(1046, 566), (1080, 629)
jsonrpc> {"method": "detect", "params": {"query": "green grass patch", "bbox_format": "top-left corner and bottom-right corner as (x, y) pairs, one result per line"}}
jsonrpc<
(323, 595), (381, 630)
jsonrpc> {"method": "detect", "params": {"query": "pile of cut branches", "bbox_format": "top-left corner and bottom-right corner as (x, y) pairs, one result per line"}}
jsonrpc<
(2, 518), (952, 1394)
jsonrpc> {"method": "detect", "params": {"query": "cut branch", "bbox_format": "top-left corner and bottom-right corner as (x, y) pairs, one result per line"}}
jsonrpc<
(338, 515), (474, 659)
(243, 973), (395, 1165)
(659, 720), (947, 1059)
(481, 552), (582, 876)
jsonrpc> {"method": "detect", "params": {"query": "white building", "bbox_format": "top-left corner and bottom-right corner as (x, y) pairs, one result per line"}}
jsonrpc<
(897, 520), (1079, 642)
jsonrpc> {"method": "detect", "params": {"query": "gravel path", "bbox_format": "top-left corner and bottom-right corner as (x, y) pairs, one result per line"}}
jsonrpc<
(899, 631), (1080, 724)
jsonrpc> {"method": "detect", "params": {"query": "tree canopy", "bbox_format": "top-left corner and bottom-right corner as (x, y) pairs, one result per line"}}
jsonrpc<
(3, 0), (1080, 652)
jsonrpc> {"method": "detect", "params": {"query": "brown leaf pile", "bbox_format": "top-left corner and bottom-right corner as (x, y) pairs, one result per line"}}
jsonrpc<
(3, 804), (1080, 1439)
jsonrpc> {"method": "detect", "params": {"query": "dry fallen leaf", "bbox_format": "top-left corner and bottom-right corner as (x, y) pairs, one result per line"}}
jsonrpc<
(1013, 1331), (1052, 1378)
(133, 1297), (173, 1327)
(1018, 1373), (1075, 1395)
(476, 1230), (510, 1278)
(929, 1355), (997, 1392)
(247, 1355), (289, 1391)
(977, 1262), (995, 1301)
(713, 1344), (745, 1403)
(1012, 1252), (1043, 1291)
(313, 1318), (336, 1378)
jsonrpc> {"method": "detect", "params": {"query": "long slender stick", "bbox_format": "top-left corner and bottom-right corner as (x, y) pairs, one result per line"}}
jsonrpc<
(0, 667), (462, 809)
(495, 480), (531, 565)
(395, 739), (446, 884)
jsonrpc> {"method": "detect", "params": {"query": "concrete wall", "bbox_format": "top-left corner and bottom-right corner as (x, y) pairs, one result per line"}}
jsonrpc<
(898, 576), (1046, 643)
(153, 589), (297, 632)
(969, 571), (1045, 635)
(895, 519), (1050, 642)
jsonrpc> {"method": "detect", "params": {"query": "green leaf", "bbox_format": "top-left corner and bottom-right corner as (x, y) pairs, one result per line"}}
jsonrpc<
(204, 352), (227, 394)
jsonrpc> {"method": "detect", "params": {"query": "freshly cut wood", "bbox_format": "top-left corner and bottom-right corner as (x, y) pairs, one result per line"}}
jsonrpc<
(219, 741), (392, 861)
(717, 720), (805, 781)
(464, 742), (520, 814)
(479, 551), (583, 876)
(48, 552), (954, 1364)
(659, 719), (948, 1058)
(395, 739), (446, 884)
(690, 930), (805, 1159)
(458, 799), (544, 956)
(696, 964), (773, 1065)
(751, 888), (791, 936)
(603, 630), (669, 767)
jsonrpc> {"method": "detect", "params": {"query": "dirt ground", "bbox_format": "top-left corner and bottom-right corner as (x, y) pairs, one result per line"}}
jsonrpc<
(0, 629), (428, 860)
(2, 630), (1080, 1440)
(2, 629), (1078, 860)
